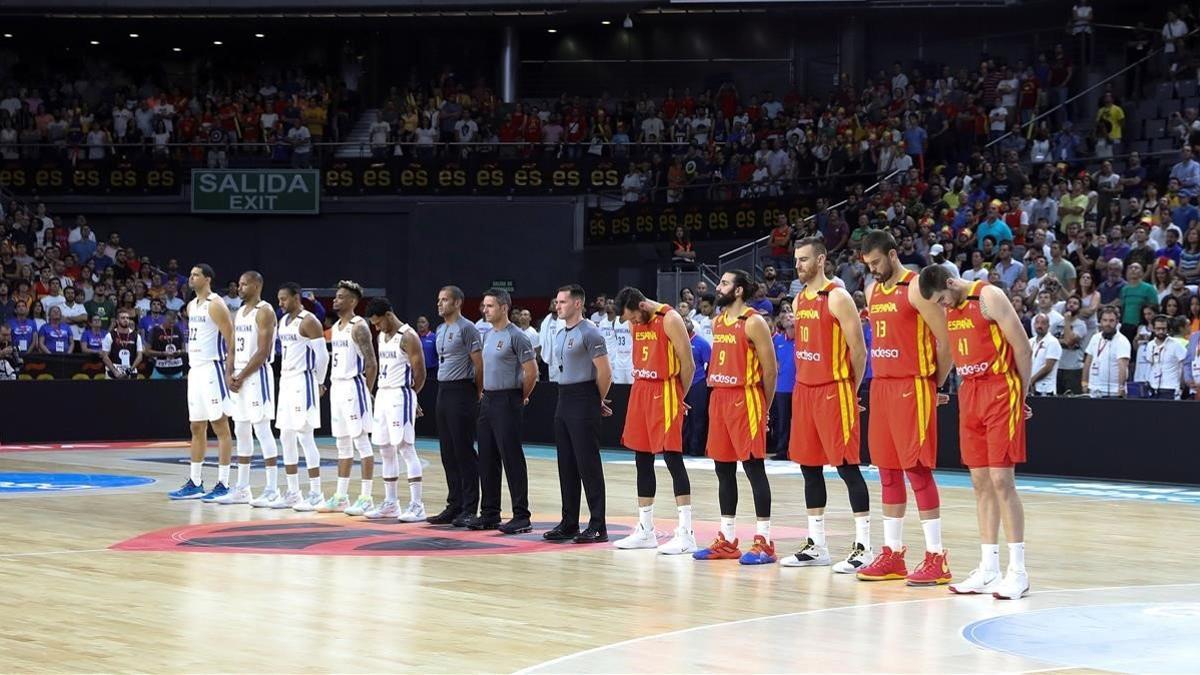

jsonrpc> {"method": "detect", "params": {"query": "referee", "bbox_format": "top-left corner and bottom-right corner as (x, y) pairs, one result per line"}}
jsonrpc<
(473, 288), (537, 534)
(429, 286), (484, 527)
(543, 284), (612, 545)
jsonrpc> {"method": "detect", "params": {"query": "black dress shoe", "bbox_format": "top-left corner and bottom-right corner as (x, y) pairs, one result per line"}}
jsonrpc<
(542, 524), (580, 541)
(451, 512), (475, 528)
(498, 518), (533, 535)
(573, 527), (609, 544)
(466, 516), (501, 530)
(427, 507), (458, 525)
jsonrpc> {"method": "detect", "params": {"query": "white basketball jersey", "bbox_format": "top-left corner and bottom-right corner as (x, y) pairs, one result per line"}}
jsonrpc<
(187, 292), (225, 363)
(279, 309), (316, 373)
(330, 315), (366, 381)
(233, 300), (277, 369)
(598, 316), (633, 370)
(377, 323), (415, 390)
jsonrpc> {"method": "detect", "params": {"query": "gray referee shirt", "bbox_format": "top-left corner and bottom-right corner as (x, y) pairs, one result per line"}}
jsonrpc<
(482, 322), (535, 391)
(436, 317), (483, 382)
(555, 319), (608, 385)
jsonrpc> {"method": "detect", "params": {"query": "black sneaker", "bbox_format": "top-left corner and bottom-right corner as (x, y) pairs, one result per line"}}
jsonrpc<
(451, 512), (476, 528)
(498, 518), (533, 535)
(426, 507), (458, 525)
(542, 524), (580, 541)
(573, 527), (609, 544)
(466, 516), (501, 531)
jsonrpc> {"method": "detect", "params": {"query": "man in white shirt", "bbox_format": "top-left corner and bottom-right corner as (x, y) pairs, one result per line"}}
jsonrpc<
(1144, 314), (1187, 398)
(286, 119), (312, 168)
(621, 166), (644, 203)
(538, 300), (565, 382)
(928, 244), (959, 278)
(595, 299), (633, 384)
(369, 118), (391, 157)
(59, 286), (88, 341)
(1163, 11), (1188, 57)
(961, 250), (990, 282)
(222, 281), (242, 311)
(1082, 307), (1130, 398)
(691, 294), (715, 344)
(639, 112), (664, 144)
(1029, 313), (1061, 396)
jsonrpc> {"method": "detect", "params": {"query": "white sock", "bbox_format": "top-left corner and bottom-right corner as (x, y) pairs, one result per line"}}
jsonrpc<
(808, 515), (826, 547)
(385, 480), (397, 502)
(286, 473), (300, 493)
(360, 479), (372, 498)
(921, 518), (943, 553)
(883, 516), (904, 550)
(720, 516), (736, 541)
(409, 480), (422, 504)
(189, 461), (203, 484)
(217, 464), (230, 486)
(677, 504), (693, 531)
(638, 505), (654, 532)
(265, 465), (278, 491)
(236, 462), (250, 488)
(756, 519), (771, 542)
(982, 544), (1001, 572)
(309, 477), (321, 493)
(1008, 542), (1026, 573)
(854, 515), (871, 547)
(336, 477), (349, 497)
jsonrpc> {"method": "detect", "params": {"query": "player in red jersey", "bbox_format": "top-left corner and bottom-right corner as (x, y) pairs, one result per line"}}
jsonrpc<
(693, 270), (779, 565)
(856, 230), (955, 586)
(781, 237), (873, 573)
(612, 287), (699, 555)
(918, 267), (1033, 600)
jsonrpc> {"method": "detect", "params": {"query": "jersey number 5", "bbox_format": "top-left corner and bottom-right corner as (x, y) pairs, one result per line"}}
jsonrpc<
(332, 352), (340, 369)
(641, 345), (649, 362)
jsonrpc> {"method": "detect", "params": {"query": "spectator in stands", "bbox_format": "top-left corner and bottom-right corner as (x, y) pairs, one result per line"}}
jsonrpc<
(287, 118), (312, 168)
(1162, 11), (1189, 75)
(80, 315), (105, 354)
(59, 286), (86, 341)
(100, 309), (142, 379)
(1119, 262), (1159, 341)
(0, 323), (20, 380)
(138, 298), (166, 339)
(1082, 306), (1129, 398)
(1171, 146), (1200, 199)
(671, 226), (696, 263)
(1095, 93), (1124, 155)
(35, 305), (73, 354)
(145, 309), (185, 379)
(1030, 313), (1062, 395)
(0, 282), (13, 323)
(1144, 314), (1188, 398)
(762, 265), (789, 307)
(621, 164), (645, 203)
(6, 298), (36, 353)
(1047, 241), (1077, 292)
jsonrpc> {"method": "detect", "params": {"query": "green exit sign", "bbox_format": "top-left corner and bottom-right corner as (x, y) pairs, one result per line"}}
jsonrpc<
(191, 169), (320, 214)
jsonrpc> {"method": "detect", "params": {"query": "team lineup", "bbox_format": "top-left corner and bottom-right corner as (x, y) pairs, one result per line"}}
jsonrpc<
(167, 229), (1032, 600)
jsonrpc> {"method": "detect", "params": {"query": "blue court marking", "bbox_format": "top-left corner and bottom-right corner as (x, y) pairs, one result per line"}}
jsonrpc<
(0, 472), (156, 494)
(964, 602), (1200, 673)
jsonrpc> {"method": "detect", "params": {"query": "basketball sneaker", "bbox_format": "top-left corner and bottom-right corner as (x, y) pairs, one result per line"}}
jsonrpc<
(949, 567), (1002, 595)
(856, 546), (908, 581)
(991, 569), (1030, 600)
(168, 479), (205, 500)
(249, 488), (280, 508)
(269, 489), (303, 509)
(613, 523), (658, 550)
(906, 550), (952, 586)
(215, 484), (253, 505)
(398, 502), (427, 523)
(200, 482), (230, 503)
(693, 532), (741, 560)
(364, 500), (400, 519)
(780, 538), (831, 567)
(292, 490), (325, 512)
(317, 494), (351, 513)
(739, 535), (777, 565)
(343, 495), (374, 516)
(657, 527), (698, 555)
(832, 542), (874, 574)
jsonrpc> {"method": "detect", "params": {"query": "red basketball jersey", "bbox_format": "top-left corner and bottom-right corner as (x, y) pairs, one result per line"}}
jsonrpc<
(945, 281), (1016, 381)
(868, 269), (936, 379)
(794, 280), (853, 386)
(707, 307), (762, 389)
(631, 303), (680, 381)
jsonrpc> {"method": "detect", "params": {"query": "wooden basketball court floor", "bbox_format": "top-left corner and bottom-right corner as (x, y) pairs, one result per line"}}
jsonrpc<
(1, 438), (1198, 674)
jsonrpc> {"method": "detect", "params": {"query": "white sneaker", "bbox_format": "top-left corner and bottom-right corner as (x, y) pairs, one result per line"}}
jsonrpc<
(269, 489), (303, 509)
(657, 526), (698, 555)
(316, 493), (351, 513)
(613, 523), (658, 549)
(398, 502), (427, 523)
(832, 542), (874, 574)
(292, 490), (326, 512)
(344, 495), (374, 516)
(364, 499), (401, 519)
(215, 484), (253, 505)
(949, 567), (1002, 595)
(250, 488), (280, 508)
(991, 569), (1030, 600)
(780, 538), (831, 567)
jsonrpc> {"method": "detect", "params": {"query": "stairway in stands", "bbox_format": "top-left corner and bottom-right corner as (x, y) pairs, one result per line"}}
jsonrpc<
(335, 108), (380, 159)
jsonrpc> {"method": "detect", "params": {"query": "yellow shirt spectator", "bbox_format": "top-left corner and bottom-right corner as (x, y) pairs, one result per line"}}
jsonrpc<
(1096, 101), (1125, 140)
(302, 104), (327, 140)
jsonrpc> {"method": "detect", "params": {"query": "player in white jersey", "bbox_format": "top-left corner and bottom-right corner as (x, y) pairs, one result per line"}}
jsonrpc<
(217, 271), (280, 505)
(168, 264), (236, 501)
(595, 299), (633, 384)
(319, 279), (378, 515)
(363, 298), (427, 521)
(272, 282), (329, 510)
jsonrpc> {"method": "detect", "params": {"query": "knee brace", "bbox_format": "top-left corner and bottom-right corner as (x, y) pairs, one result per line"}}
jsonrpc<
(353, 432), (374, 461)
(905, 466), (940, 511)
(280, 429), (299, 466)
(398, 441), (421, 479)
(879, 467), (907, 505)
(742, 459), (772, 519)
(800, 464), (827, 510)
(298, 431), (321, 471)
(336, 437), (354, 460)
(380, 444), (399, 479)
(837, 463), (870, 513)
(234, 421), (254, 458)
(634, 451), (656, 499)
(253, 420), (278, 459)
(714, 460), (738, 516)
(662, 451), (691, 497)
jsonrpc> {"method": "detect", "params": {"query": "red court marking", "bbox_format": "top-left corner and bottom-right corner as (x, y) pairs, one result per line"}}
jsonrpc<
(111, 516), (809, 558)
(0, 441), (189, 453)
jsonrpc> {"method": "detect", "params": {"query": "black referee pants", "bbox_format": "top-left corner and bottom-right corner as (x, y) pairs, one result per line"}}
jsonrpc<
(436, 380), (480, 517)
(682, 383), (709, 456)
(477, 389), (530, 521)
(554, 383), (606, 531)
(768, 391), (792, 455)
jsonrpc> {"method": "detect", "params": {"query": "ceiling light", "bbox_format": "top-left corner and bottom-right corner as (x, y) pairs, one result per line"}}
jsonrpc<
(601, 20), (611, 25)
(129, 33), (139, 38)
(254, 33), (265, 38)
(2, 33), (11, 38)
(212, 40), (223, 45)
(172, 47), (182, 52)
(547, 28), (556, 33)
(89, 40), (99, 45)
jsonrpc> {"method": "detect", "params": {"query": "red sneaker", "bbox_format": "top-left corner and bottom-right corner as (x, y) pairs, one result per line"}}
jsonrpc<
(856, 545), (908, 581)
(692, 532), (742, 560)
(906, 550), (952, 586)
